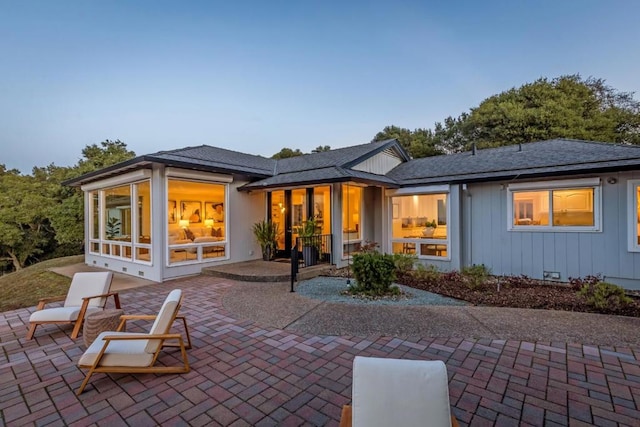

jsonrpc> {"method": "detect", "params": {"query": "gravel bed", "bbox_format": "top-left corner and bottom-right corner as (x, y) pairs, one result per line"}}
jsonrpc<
(296, 276), (467, 306)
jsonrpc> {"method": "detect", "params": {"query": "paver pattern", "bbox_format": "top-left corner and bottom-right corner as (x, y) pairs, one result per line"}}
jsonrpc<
(1, 275), (639, 426)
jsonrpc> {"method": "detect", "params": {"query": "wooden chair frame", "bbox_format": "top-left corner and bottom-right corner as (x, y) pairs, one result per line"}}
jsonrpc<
(27, 292), (121, 340)
(76, 301), (191, 395)
(339, 405), (459, 427)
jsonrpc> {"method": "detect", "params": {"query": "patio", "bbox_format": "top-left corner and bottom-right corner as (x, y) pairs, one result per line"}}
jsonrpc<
(1, 274), (640, 426)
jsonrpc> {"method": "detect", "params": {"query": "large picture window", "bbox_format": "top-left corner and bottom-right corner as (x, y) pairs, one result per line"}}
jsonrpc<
(87, 179), (152, 263)
(508, 178), (600, 231)
(390, 193), (449, 259)
(167, 178), (227, 265)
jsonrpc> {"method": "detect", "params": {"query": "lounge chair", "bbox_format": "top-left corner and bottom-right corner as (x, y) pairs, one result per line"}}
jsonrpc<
(27, 271), (118, 340)
(340, 356), (459, 427)
(76, 289), (191, 395)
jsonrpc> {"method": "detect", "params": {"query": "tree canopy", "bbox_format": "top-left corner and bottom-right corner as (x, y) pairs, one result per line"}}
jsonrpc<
(0, 140), (135, 272)
(271, 147), (304, 159)
(374, 75), (640, 157)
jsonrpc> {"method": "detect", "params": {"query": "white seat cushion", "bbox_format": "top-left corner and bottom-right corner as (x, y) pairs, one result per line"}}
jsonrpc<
(29, 306), (102, 322)
(352, 357), (452, 427)
(78, 331), (153, 367)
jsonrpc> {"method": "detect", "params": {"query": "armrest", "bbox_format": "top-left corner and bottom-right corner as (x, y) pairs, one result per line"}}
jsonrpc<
(119, 314), (157, 321)
(36, 295), (66, 310)
(102, 333), (183, 341)
(82, 292), (121, 309)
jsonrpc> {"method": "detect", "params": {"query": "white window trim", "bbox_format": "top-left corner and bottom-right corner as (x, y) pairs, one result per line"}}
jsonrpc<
(388, 193), (451, 261)
(628, 180), (640, 252)
(87, 180), (153, 265)
(165, 176), (230, 266)
(507, 178), (602, 232)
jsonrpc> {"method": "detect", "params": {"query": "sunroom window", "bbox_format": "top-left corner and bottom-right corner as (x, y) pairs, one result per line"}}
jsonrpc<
(508, 178), (600, 231)
(390, 193), (449, 259)
(167, 178), (227, 265)
(87, 179), (152, 263)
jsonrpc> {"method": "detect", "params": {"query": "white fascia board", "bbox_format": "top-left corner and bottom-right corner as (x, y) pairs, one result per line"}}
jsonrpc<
(165, 167), (233, 183)
(385, 184), (450, 197)
(81, 169), (151, 191)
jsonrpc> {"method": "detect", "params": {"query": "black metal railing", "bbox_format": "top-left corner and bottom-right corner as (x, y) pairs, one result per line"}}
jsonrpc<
(295, 234), (333, 267)
(290, 234), (333, 292)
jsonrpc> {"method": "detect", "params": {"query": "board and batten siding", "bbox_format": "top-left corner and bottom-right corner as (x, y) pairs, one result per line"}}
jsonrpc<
(352, 149), (403, 175)
(465, 172), (640, 289)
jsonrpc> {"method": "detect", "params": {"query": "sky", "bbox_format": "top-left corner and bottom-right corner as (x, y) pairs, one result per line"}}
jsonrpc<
(2, 0), (640, 174)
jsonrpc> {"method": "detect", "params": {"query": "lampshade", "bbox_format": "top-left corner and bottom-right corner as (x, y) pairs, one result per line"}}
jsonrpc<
(204, 219), (214, 228)
(179, 219), (189, 229)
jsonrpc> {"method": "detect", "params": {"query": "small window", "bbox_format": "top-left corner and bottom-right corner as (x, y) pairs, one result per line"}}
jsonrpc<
(508, 178), (600, 232)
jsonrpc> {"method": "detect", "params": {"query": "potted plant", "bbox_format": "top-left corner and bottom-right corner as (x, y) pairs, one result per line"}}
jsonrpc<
(422, 219), (437, 238)
(252, 220), (279, 261)
(298, 217), (320, 267)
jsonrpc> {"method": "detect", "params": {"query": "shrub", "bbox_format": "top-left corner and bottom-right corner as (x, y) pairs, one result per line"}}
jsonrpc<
(568, 274), (602, 291)
(578, 281), (632, 311)
(461, 264), (491, 290)
(350, 251), (397, 296)
(392, 253), (416, 275)
(413, 264), (441, 284)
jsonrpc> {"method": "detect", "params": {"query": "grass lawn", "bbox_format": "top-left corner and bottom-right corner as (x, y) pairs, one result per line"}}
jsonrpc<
(0, 255), (84, 312)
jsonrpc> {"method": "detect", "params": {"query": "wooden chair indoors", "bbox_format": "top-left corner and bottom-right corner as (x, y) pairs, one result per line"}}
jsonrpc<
(76, 289), (191, 395)
(27, 271), (118, 340)
(340, 356), (459, 427)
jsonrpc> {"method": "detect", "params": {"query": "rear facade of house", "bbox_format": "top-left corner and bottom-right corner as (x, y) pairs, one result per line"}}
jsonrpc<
(65, 139), (640, 289)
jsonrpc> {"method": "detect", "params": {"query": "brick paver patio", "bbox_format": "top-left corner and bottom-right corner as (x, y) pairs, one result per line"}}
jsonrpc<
(1, 275), (639, 426)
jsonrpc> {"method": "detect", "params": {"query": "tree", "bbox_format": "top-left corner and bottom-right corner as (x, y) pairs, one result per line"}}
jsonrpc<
(467, 75), (640, 148)
(374, 75), (640, 155)
(0, 167), (53, 270)
(271, 147), (304, 159)
(0, 140), (136, 272)
(312, 145), (331, 153)
(372, 125), (444, 158)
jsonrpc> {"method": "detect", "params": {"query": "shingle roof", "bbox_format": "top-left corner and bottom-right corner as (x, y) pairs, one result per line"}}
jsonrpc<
(147, 145), (275, 176)
(240, 166), (399, 190)
(388, 139), (640, 185)
(274, 139), (408, 174)
(65, 140), (408, 187)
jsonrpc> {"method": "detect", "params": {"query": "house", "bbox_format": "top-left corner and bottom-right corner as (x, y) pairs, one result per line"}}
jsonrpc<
(65, 138), (640, 289)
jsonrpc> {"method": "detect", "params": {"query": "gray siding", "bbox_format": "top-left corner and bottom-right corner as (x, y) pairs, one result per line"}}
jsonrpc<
(465, 172), (640, 289)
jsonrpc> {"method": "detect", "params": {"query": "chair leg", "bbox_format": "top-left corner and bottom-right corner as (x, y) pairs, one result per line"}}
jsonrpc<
(77, 369), (95, 395)
(26, 323), (37, 340)
(70, 320), (83, 339)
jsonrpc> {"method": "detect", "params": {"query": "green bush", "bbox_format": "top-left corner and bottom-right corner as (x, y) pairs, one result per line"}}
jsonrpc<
(578, 281), (632, 311)
(392, 253), (416, 274)
(350, 251), (397, 296)
(461, 264), (491, 290)
(413, 264), (441, 284)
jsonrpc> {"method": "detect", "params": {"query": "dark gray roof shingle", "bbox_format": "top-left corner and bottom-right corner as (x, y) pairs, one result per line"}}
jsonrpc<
(388, 139), (640, 185)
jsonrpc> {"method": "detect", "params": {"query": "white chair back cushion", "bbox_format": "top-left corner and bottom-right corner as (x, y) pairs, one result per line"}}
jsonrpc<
(144, 289), (182, 354)
(352, 357), (452, 427)
(64, 272), (113, 308)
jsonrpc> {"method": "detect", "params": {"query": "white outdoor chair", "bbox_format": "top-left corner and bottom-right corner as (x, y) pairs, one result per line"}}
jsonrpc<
(76, 289), (191, 395)
(27, 271), (118, 340)
(340, 356), (459, 427)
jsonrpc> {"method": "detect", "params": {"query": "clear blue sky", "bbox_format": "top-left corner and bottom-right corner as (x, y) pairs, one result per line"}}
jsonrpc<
(2, 0), (639, 174)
